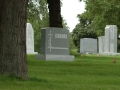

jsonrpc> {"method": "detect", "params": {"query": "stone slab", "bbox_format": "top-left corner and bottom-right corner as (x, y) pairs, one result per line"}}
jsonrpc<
(35, 27), (74, 61)
(104, 25), (117, 53)
(26, 23), (38, 54)
(98, 36), (105, 53)
(35, 54), (74, 61)
(27, 52), (38, 54)
(99, 52), (120, 56)
(80, 38), (97, 54)
(40, 27), (70, 55)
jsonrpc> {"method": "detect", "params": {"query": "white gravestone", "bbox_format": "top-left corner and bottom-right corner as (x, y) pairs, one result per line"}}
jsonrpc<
(80, 38), (97, 54)
(98, 36), (105, 53)
(26, 23), (38, 54)
(104, 25), (117, 53)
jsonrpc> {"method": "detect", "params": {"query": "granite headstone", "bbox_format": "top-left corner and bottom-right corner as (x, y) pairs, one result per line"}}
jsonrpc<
(80, 38), (97, 54)
(35, 27), (74, 61)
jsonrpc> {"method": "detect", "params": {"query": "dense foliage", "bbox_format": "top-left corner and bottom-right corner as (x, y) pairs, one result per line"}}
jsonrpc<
(72, 0), (120, 52)
(27, 0), (49, 53)
(27, 0), (69, 53)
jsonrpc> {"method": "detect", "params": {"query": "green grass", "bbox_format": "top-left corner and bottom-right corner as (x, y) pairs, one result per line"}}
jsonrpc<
(0, 54), (120, 90)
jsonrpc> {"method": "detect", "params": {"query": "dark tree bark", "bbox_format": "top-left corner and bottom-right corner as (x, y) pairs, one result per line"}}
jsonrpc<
(47, 0), (63, 28)
(0, 0), (28, 79)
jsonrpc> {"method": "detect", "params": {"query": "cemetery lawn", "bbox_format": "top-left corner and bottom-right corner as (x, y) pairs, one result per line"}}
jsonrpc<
(0, 54), (120, 90)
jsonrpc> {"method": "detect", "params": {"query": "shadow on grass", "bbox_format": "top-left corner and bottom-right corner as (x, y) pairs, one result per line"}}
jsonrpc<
(28, 77), (48, 83)
(0, 75), (48, 83)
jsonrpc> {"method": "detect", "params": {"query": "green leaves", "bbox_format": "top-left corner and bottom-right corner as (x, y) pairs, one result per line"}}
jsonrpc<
(85, 0), (120, 34)
(27, 0), (69, 53)
(72, 0), (120, 52)
(27, 0), (49, 53)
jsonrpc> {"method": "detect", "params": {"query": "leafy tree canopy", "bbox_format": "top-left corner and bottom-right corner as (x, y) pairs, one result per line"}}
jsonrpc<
(72, 0), (120, 51)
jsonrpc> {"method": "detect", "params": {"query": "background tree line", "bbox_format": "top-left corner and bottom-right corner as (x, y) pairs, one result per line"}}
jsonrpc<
(72, 0), (120, 52)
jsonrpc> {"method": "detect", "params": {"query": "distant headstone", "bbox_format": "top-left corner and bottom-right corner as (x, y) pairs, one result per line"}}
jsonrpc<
(26, 23), (38, 54)
(98, 36), (105, 53)
(35, 27), (74, 61)
(104, 25), (117, 53)
(80, 38), (97, 54)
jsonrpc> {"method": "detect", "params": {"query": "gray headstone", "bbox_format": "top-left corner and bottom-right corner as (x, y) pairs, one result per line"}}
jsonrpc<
(104, 25), (117, 53)
(98, 36), (105, 53)
(26, 23), (38, 54)
(80, 38), (97, 54)
(35, 27), (74, 61)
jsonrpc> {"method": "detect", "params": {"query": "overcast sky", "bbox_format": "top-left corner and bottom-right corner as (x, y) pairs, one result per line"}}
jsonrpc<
(61, 0), (85, 32)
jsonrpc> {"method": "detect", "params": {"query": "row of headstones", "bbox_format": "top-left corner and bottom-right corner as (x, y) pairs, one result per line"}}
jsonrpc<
(80, 25), (117, 55)
(26, 23), (74, 61)
(26, 23), (117, 61)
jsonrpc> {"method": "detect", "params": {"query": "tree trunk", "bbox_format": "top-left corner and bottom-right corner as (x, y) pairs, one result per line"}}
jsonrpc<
(0, 0), (28, 79)
(47, 0), (63, 28)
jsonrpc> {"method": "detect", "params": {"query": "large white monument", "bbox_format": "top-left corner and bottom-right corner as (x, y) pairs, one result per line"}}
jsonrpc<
(26, 23), (38, 54)
(104, 25), (117, 53)
(98, 25), (118, 55)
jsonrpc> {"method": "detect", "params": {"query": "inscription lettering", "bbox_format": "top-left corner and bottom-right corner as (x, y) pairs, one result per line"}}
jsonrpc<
(47, 30), (68, 52)
(55, 34), (67, 39)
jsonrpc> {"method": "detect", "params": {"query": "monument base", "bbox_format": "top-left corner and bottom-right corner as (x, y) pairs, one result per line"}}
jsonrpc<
(27, 52), (38, 54)
(99, 52), (120, 55)
(35, 54), (74, 61)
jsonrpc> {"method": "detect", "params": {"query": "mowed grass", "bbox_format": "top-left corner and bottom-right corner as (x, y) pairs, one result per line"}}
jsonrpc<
(0, 54), (120, 90)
